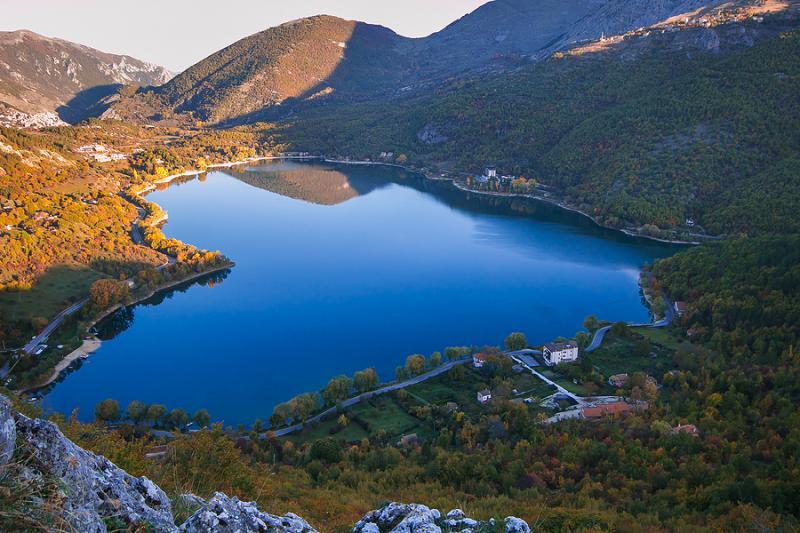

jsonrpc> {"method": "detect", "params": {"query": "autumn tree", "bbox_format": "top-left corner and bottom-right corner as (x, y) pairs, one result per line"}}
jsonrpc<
(353, 367), (379, 393)
(95, 398), (120, 423)
(322, 375), (353, 405)
(405, 354), (426, 376)
(504, 332), (528, 351)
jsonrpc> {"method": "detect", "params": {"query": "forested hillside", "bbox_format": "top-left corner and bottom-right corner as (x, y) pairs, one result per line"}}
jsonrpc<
(279, 19), (800, 236)
(653, 235), (800, 360)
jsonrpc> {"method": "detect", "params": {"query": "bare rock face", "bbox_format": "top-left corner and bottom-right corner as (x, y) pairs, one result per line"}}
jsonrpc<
(180, 492), (317, 533)
(0, 395), (15, 467)
(353, 502), (531, 533)
(13, 410), (177, 532)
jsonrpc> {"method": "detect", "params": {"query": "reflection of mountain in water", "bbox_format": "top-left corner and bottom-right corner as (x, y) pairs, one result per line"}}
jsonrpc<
(222, 162), (390, 205)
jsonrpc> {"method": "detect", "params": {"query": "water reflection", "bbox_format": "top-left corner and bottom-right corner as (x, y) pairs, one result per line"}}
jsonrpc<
(222, 162), (391, 205)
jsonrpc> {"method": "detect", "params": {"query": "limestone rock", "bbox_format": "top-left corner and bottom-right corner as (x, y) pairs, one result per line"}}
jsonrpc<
(505, 516), (532, 533)
(0, 395), (15, 467)
(354, 502), (441, 533)
(180, 492), (317, 532)
(13, 410), (176, 532)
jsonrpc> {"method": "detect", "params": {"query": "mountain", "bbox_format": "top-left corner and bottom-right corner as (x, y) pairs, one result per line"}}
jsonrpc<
(108, 16), (410, 125)
(0, 30), (173, 125)
(106, 0), (783, 126)
(278, 8), (800, 238)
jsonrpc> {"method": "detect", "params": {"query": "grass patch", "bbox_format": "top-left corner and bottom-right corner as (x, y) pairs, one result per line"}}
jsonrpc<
(287, 395), (424, 444)
(631, 326), (688, 352)
(0, 265), (105, 323)
(588, 334), (674, 378)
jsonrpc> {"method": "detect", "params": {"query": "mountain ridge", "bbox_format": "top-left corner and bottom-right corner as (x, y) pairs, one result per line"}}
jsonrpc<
(0, 29), (173, 126)
(105, 0), (794, 126)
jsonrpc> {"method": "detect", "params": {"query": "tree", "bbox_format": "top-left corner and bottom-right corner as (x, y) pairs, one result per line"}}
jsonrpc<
(269, 403), (292, 427)
(322, 375), (353, 405)
(353, 367), (379, 393)
(309, 438), (342, 463)
(430, 352), (442, 368)
(147, 404), (167, 426)
(504, 332), (528, 351)
(583, 315), (600, 333)
(445, 346), (471, 361)
(575, 331), (591, 350)
(88, 279), (130, 314)
(95, 398), (120, 423)
(395, 366), (409, 381)
(125, 400), (148, 424)
(405, 354), (426, 376)
(169, 408), (190, 429)
(193, 409), (210, 429)
(289, 393), (319, 421)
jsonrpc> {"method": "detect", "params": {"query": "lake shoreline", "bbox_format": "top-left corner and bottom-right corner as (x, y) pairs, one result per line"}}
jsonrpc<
(22, 262), (234, 394)
(324, 158), (706, 246)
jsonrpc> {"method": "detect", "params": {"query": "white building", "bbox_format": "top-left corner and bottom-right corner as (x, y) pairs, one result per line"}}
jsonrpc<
(543, 341), (579, 366)
(477, 389), (492, 404)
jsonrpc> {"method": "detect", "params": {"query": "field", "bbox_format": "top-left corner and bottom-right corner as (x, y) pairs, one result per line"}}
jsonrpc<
(286, 394), (427, 444)
(0, 265), (105, 324)
(587, 333), (674, 378)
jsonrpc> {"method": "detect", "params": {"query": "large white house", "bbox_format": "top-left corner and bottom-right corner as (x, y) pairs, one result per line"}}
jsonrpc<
(543, 341), (579, 366)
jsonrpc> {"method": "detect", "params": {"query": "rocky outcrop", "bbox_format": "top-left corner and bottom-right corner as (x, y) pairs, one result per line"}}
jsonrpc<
(0, 395), (16, 467)
(2, 396), (529, 532)
(353, 502), (531, 533)
(180, 492), (317, 532)
(14, 411), (177, 532)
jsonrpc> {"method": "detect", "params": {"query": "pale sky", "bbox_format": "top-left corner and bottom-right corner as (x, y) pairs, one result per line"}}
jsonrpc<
(1, 0), (489, 72)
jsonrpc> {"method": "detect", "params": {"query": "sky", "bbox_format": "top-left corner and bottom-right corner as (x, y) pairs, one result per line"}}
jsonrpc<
(1, 0), (488, 72)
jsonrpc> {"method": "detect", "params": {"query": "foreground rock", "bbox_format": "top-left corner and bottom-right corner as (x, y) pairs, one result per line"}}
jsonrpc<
(354, 502), (531, 533)
(180, 492), (317, 532)
(2, 395), (529, 532)
(13, 410), (177, 532)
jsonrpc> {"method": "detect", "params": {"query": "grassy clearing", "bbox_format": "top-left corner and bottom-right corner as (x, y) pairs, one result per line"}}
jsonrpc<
(287, 395), (425, 444)
(588, 334), (674, 378)
(0, 265), (105, 323)
(631, 326), (689, 352)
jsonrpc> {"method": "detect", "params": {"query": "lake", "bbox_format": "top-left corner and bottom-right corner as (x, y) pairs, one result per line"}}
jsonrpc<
(43, 161), (679, 425)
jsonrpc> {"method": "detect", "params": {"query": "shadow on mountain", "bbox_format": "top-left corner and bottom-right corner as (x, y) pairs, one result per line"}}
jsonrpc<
(214, 20), (410, 126)
(56, 84), (122, 124)
(221, 161), (391, 205)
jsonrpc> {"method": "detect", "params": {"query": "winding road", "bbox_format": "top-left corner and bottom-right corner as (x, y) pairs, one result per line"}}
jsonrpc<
(262, 358), (471, 438)
(22, 297), (89, 354)
(585, 293), (674, 353)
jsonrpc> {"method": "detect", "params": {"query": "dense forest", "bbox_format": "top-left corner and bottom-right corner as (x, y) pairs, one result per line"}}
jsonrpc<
(277, 22), (800, 237)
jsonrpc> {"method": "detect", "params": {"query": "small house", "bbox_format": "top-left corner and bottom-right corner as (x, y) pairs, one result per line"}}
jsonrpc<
(674, 301), (688, 316)
(608, 373), (629, 388)
(477, 389), (492, 405)
(145, 445), (168, 460)
(581, 401), (637, 419)
(485, 165), (497, 178)
(671, 423), (700, 437)
(543, 341), (579, 366)
(398, 433), (420, 448)
(445, 401), (459, 413)
(473, 353), (488, 368)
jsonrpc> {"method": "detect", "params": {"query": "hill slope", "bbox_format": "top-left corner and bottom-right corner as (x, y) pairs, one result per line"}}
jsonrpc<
(0, 30), (172, 125)
(278, 12), (800, 238)
(109, 16), (409, 125)
(107, 0), (786, 126)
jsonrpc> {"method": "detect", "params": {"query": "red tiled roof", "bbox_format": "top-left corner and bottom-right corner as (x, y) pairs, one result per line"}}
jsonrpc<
(582, 402), (635, 419)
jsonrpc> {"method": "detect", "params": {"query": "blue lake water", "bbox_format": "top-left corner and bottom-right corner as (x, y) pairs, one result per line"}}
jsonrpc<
(43, 161), (678, 425)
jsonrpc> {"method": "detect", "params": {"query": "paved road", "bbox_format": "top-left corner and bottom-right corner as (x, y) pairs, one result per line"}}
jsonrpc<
(23, 297), (89, 354)
(507, 353), (586, 406)
(585, 292), (674, 353)
(263, 358), (471, 438)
